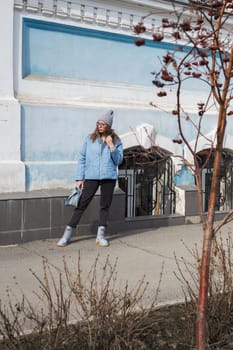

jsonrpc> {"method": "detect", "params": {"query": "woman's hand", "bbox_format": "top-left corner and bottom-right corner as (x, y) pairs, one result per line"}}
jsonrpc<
(76, 180), (84, 189)
(105, 135), (115, 151)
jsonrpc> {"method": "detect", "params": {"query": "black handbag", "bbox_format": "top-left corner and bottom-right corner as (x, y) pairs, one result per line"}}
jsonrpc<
(64, 187), (82, 208)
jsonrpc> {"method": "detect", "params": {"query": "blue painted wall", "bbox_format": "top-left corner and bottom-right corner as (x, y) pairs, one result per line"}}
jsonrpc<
(21, 105), (91, 161)
(20, 19), (233, 190)
(174, 166), (195, 186)
(21, 105), (221, 163)
(22, 18), (203, 90)
(21, 104), (225, 189)
(22, 18), (159, 85)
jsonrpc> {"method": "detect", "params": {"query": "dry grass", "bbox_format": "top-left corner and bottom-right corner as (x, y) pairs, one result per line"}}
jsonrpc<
(1, 234), (233, 349)
(174, 232), (233, 349)
(0, 254), (164, 349)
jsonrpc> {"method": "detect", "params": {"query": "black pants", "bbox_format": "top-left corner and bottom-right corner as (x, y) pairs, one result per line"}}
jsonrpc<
(68, 179), (116, 228)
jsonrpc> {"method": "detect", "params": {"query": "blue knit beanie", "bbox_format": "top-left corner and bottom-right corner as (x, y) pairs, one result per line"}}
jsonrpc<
(99, 110), (114, 127)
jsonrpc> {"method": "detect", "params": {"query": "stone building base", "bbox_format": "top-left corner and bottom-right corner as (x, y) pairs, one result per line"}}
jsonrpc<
(0, 187), (184, 246)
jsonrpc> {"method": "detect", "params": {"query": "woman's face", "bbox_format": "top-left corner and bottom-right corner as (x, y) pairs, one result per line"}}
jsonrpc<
(97, 120), (108, 134)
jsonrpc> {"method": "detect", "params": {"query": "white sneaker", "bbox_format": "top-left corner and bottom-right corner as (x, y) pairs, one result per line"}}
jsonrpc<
(96, 226), (109, 247)
(96, 237), (109, 247)
(57, 226), (73, 247)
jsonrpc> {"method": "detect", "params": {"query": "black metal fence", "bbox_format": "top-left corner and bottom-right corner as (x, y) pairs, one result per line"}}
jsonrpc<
(198, 150), (233, 212)
(118, 147), (176, 217)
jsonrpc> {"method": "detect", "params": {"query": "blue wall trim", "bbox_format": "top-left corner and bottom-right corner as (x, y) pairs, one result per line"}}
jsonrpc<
(22, 18), (187, 49)
(22, 18), (190, 85)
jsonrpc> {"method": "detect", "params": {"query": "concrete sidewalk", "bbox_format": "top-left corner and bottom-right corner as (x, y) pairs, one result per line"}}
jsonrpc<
(0, 222), (232, 309)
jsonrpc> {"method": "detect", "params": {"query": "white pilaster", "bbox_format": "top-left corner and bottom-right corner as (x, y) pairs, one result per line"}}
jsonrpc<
(0, 0), (25, 193)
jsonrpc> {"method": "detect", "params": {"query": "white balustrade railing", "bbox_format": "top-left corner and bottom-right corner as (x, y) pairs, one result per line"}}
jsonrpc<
(14, 0), (159, 34)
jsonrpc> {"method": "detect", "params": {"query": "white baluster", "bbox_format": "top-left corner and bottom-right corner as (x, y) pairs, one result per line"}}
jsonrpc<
(120, 12), (132, 29)
(83, 5), (95, 23)
(26, 0), (39, 12)
(70, 2), (82, 21)
(14, 0), (24, 9)
(41, 0), (54, 16)
(108, 10), (119, 27)
(56, 0), (68, 18)
(132, 14), (142, 27)
(96, 7), (107, 25)
(143, 16), (153, 33)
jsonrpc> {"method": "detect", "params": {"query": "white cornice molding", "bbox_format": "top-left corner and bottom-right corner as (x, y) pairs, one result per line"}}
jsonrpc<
(13, 0), (233, 30)
(15, 1), (232, 41)
(13, 0), (175, 35)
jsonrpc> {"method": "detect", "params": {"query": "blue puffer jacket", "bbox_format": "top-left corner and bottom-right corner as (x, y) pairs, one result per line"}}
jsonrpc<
(75, 135), (123, 180)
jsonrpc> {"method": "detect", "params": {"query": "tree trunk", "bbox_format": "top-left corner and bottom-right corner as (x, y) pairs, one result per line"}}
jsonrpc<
(196, 224), (213, 349)
(196, 103), (227, 348)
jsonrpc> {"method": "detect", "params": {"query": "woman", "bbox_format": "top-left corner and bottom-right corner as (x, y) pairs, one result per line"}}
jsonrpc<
(57, 110), (123, 247)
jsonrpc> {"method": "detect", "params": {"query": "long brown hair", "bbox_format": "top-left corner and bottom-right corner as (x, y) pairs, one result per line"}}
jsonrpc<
(90, 125), (120, 143)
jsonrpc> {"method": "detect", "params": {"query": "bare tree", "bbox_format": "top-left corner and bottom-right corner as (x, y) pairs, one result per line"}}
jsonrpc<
(134, 1), (233, 348)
